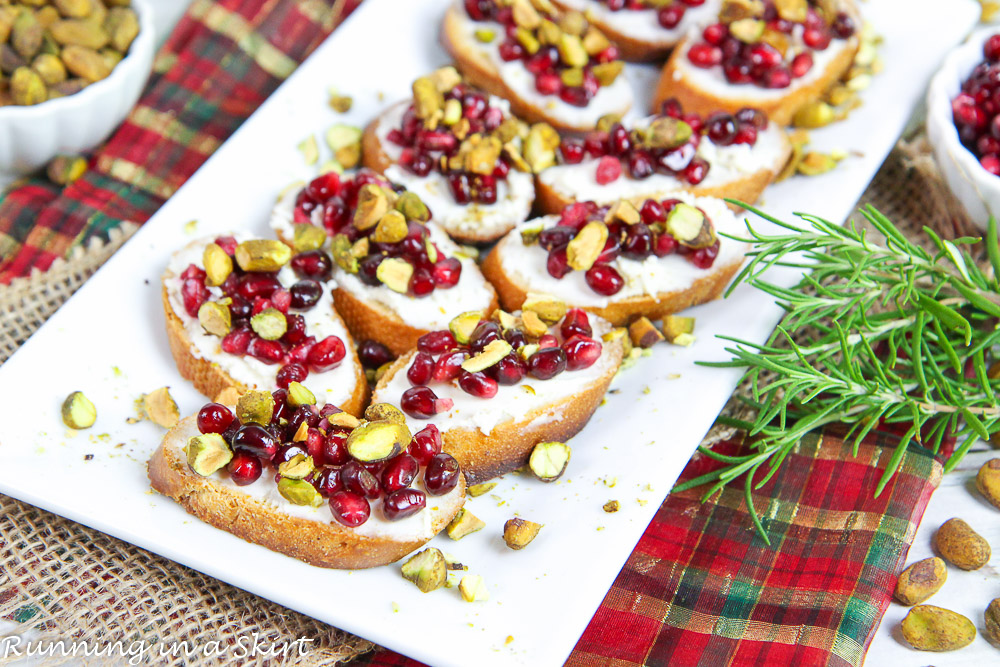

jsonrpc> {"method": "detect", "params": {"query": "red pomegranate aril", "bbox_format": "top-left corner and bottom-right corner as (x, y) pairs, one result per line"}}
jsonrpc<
(748, 43), (782, 70)
(547, 245), (572, 279)
(690, 240), (720, 269)
(688, 43), (722, 68)
(383, 488), (427, 520)
(432, 348), (470, 382)
(432, 257), (462, 287)
(418, 330), (458, 355)
(483, 106), (504, 131)
(358, 339), (393, 369)
(560, 138), (586, 164)
(979, 135), (1000, 156)
(322, 431), (350, 466)
(289, 280), (322, 309)
(528, 347), (568, 380)
(424, 453), (461, 496)
(596, 156), (622, 184)
(561, 308), (593, 339)
(270, 389), (289, 425)
(660, 97), (683, 118)
(181, 264), (207, 282)
(227, 453), (262, 486)
(227, 295), (252, 321)
(288, 338), (315, 364)
(470, 320), (502, 352)
(986, 34), (1000, 63)
(180, 279), (209, 317)
(723, 59), (753, 84)
(449, 173), (472, 204)
(733, 124), (758, 145)
(584, 132), (610, 157)
(658, 143), (695, 172)
(654, 233), (678, 257)
(459, 370), (499, 398)
(282, 313), (307, 344)
(269, 288), (290, 313)
(407, 351), (435, 385)
(735, 107), (768, 129)
(492, 353), (527, 385)
(329, 491), (370, 527)
(622, 223), (654, 259)
(953, 93), (987, 129)
(231, 424), (278, 461)
(340, 460), (381, 499)
(237, 273), (280, 300)
(276, 362), (308, 388)
(703, 23), (727, 45)
(640, 199), (666, 224)
(628, 151), (655, 179)
(706, 113), (737, 145)
(802, 27), (831, 50)
(559, 85), (592, 107)
(274, 443), (309, 469)
(538, 334), (559, 349)
(596, 235), (621, 264)
(248, 338), (284, 364)
(409, 267), (436, 297)
(408, 424), (443, 465)
(585, 264), (625, 296)
(535, 72), (562, 95)
(198, 403), (234, 434)
(313, 466), (344, 497)
(982, 154), (1000, 175)
(609, 124), (632, 155)
(307, 335), (346, 372)
(658, 4), (684, 28)
(381, 454), (419, 494)
(416, 129), (458, 153)
(304, 427), (324, 462)
(322, 197), (349, 232)
(790, 52), (813, 78)
(306, 172), (341, 201)
(401, 386), (453, 419)
(563, 335), (602, 370)
(683, 158), (709, 185)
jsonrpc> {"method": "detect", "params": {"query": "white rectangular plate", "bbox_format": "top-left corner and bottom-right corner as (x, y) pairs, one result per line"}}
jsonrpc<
(0, 2), (980, 665)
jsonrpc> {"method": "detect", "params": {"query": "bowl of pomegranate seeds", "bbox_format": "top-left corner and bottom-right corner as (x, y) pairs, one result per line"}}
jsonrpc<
(927, 27), (1000, 229)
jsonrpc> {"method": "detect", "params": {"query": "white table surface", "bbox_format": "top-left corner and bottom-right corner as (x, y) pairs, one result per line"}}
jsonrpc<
(84, 2), (1000, 665)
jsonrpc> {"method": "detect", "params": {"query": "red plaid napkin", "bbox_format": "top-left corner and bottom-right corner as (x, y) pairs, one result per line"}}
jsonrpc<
(0, 2), (941, 665)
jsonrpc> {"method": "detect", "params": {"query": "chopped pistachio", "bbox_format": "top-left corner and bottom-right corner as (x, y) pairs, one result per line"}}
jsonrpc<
(373, 210), (408, 244)
(603, 500), (620, 513)
(395, 191), (430, 222)
(468, 481), (498, 497)
(377, 257), (413, 293)
(278, 453), (315, 480)
(666, 203), (715, 248)
(447, 508), (486, 540)
(520, 309), (548, 338)
(277, 478), (323, 506)
(591, 61), (623, 86)
(522, 292), (567, 323)
(353, 184), (390, 229)
(529, 441), (571, 482)
(662, 315), (695, 344)
(297, 135), (319, 166)
(459, 574), (490, 602)
(61, 391), (96, 429)
(449, 311), (483, 345)
(566, 221), (608, 271)
(198, 301), (231, 337)
(629, 317), (664, 348)
(474, 27), (495, 42)
(293, 224), (326, 253)
(345, 421), (410, 462)
(328, 90), (353, 113)
(251, 307), (287, 340)
(235, 239), (291, 272)
(286, 381), (315, 407)
(792, 101), (835, 129)
(401, 548), (447, 593)
(364, 403), (406, 424)
(186, 433), (232, 476)
(462, 339), (513, 373)
(503, 518), (542, 550)
(202, 243), (233, 286)
(236, 390), (274, 426)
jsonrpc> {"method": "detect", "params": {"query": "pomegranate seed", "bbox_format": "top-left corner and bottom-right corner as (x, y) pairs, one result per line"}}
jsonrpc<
(595, 156), (622, 185)
(419, 330), (458, 354)
(307, 335), (345, 372)
(492, 353), (527, 385)
(288, 337), (315, 363)
(282, 313), (307, 344)
(401, 386), (453, 419)
(459, 370), (498, 398)
(561, 308), (593, 339)
(274, 443), (309, 469)
(231, 424), (278, 461)
(563, 335), (602, 370)
(322, 430), (350, 466)
(528, 347), (567, 380)
(832, 12), (856, 39)
(358, 339), (393, 369)
(628, 151), (654, 180)
(609, 124), (632, 155)
(585, 264), (625, 295)
(181, 264), (206, 282)
(547, 245), (571, 278)
(227, 453), (262, 486)
(654, 233), (678, 257)
(290, 280), (322, 309)
(703, 23), (727, 45)
(432, 348), (470, 382)
(559, 201), (595, 229)
(424, 453), (461, 496)
(432, 257), (462, 287)
(596, 235), (621, 264)
(340, 460), (381, 499)
(212, 236), (237, 255)
(535, 72), (562, 95)
(322, 197), (349, 231)
(408, 425), (443, 466)
(198, 403), (234, 434)
(237, 273), (280, 300)
(982, 154), (1000, 175)
(980, 135), (1000, 156)
(687, 43), (722, 68)
(484, 107), (504, 131)
(538, 334), (559, 349)
(733, 124), (758, 145)
(640, 199), (666, 224)
(735, 107), (768, 129)
(953, 93), (987, 129)
(313, 467), (344, 497)
(658, 4), (685, 28)
(723, 58), (753, 84)
(596, 45), (619, 64)
(470, 320), (502, 352)
(802, 27), (831, 50)
(407, 351), (435, 385)
(449, 173), (472, 204)
(381, 454), (419, 494)
(180, 279), (209, 317)
(660, 98), (683, 118)
(307, 172), (341, 201)
(790, 52), (813, 78)
(410, 267), (436, 297)
(584, 131), (610, 157)
(683, 158), (710, 185)
(383, 488), (427, 520)
(276, 362), (308, 388)
(539, 227), (573, 252)
(330, 491), (370, 527)
(305, 427), (324, 462)
(749, 43), (782, 70)
(560, 138), (586, 164)
(559, 85), (592, 107)
(688, 240), (720, 269)
(248, 338), (284, 364)
(221, 325), (251, 355)
(416, 129), (458, 153)
(706, 113), (738, 145)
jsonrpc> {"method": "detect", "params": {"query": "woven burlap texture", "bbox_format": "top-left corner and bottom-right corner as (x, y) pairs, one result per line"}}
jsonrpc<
(0, 137), (974, 666)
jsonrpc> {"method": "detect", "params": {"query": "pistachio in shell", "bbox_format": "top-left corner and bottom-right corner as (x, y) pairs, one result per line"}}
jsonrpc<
(55, 0), (94, 19)
(503, 518), (542, 549)
(401, 548), (447, 593)
(529, 441), (571, 482)
(61, 44), (110, 82)
(234, 239), (291, 272)
(104, 6), (138, 52)
(61, 390), (96, 429)
(0, 44), (27, 76)
(10, 66), (45, 105)
(363, 403), (406, 424)
(236, 389), (274, 426)
(186, 433), (232, 476)
(894, 557), (947, 606)
(900, 605), (976, 652)
(976, 458), (1000, 510)
(48, 77), (87, 98)
(197, 300), (232, 337)
(0, 8), (15, 45)
(277, 478), (323, 506)
(446, 508), (485, 540)
(345, 421), (411, 462)
(934, 518), (991, 570)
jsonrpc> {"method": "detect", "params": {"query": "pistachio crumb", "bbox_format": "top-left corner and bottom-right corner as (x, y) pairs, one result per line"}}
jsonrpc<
(184, 220), (198, 234)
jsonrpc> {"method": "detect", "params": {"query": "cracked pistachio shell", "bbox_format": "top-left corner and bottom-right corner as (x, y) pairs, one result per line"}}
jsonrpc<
(894, 557), (947, 606)
(31, 52), (66, 85)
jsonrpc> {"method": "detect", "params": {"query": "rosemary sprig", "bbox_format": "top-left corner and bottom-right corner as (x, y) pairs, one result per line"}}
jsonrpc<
(677, 204), (1000, 544)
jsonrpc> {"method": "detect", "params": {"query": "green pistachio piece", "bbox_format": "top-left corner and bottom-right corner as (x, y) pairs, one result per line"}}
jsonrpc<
(198, 300), (231, 337)
(449, 311), (483, 344)
(345, 421), (411, 462)
(287, 381), (316, 407)
(566, 221), (608, 271)
(186, 433), (232, 476)
(293, 224), (326, 253)
(236, 389), (274, 426)
(376, 257), (413, 293)
(364, 403), (407, 424)
(61, 390), (96, 429)
(235, 239), (291, 272)
(277, 478), (324, 506)
(250, 307), (287, 341)
(395, 191), (430, 222)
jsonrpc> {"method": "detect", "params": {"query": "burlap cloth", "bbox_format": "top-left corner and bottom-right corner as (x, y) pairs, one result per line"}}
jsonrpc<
(0, 135), (976, 665)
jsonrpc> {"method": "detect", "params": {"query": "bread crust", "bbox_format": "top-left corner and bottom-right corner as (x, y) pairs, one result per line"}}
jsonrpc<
(148, 417), (466, 569)
(549, 0), (676, 62)
(361, 114), (526, 245)
(373, 341), (625, 485)
(331, 283), (500, 358)
(653, 36), (859, 127)
(480, 241), (743, 326)
(161, 273), (368, 417)
(440, 3), (630, 132)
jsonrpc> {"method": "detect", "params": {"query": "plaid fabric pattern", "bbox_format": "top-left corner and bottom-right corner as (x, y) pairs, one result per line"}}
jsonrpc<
(0, 0), (361, 284)
(354, 429), (940, 667)
(0, 2), (944, 665)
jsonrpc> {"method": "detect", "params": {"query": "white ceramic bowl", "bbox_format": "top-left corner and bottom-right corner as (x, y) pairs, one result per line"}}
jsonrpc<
(0, 0), (155, 176)
(926, 26), (1000, 231)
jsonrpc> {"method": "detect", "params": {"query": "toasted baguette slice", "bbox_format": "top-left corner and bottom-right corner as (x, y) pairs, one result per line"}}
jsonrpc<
(440, 0), (634, 132)
(362, 99), (535, 244)
(372, 314), (625, 484)
(149, 416), (466, 569)
(163, 235), (368, 416)
(654, 9), (860, 126)
(481, 193), (747, 326)
(550, 0), (723, 62)
(331, 223), (499, 357)
(535, 117), (791, 214)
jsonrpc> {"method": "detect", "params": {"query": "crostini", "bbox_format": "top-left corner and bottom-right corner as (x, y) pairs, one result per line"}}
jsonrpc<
(481, 195), (747, 324)
(162, 233), (368, 415)
(361, 67), (536, 244)
(550, 0), (723, 62)
(653, 0), (861, 126)
(372, 305), (625, 484)
(536, 102), (790, 213)
(442, 0), (634, 131)
(148, 392), (466, 569)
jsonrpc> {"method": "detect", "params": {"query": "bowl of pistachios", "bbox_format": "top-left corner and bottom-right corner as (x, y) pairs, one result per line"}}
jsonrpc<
(0, 0), (154, 176)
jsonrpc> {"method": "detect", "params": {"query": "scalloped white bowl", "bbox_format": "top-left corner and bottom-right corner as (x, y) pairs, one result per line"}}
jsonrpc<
(0, 0), (154, 176)
(926, 26), (1000, 231)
